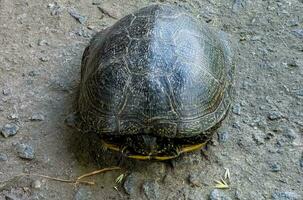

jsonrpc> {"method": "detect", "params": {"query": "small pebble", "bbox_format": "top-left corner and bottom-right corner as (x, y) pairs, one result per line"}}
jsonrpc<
(268, 111), (283, 120)
(123, 173), (137, 195)
(39, 56), (49, 62)
(232, 103), (241, 115)
(8, 113), (19, 120)
(217, 131), (229, 143)
(0, 153), (8, 161)
(30, 113), (45, 121)
(15, 143), (35, 160)
(272, 191), (301, 200)
(68, 8), (87, 24)
(37, 39), (48, 46)
(287, 60), (299, 67)
(1, 123), (19, 138)
(291, 29), (303, 39)
(210, 189), (232, 200)
(252, 130), (265, 145)
(294, 89), (303, 97)
(31, 180), (42, 189)
(48, 2), (63, 16)
(92, 0), (102, 5)
(28, 70), (39, 77)
(142, 180), (160, 200)
(232, 121), (241, 129)
(270, 163), (281, 172)
(288, 18), (299, 27)
(2, 88), (11, 96)
(282, 127), (297, 141)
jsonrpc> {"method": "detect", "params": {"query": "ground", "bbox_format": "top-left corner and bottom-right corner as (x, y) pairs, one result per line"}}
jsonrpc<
(0, 0), (302, 200)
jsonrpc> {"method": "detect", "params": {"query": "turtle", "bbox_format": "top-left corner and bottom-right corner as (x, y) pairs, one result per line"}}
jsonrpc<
(74, 4), (234, 161)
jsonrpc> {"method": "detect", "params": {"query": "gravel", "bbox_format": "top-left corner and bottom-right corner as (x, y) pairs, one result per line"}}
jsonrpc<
(1, 123), (19, 138)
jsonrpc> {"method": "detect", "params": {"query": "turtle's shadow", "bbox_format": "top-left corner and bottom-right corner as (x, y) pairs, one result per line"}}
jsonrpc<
(68, 127), (158, 171)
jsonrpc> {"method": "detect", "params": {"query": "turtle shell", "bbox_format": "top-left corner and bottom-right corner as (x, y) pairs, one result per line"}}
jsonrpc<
(76, 4), (234, 160)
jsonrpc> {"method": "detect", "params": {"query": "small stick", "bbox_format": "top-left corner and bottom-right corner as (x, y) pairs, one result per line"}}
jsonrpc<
(19, 166), (121, 186)
(76, 167), (121, 181)
(21, 173), (94, 185)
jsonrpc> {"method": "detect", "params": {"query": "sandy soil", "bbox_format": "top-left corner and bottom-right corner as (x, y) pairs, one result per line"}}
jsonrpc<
(0, 0), (302, 199)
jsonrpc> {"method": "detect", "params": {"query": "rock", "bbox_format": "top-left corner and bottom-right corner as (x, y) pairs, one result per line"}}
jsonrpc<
(232, 121), (241, 129)
(142, 180), (160, 200)
(30, 113), (45, 121)
(68, 8), (87, 24)
(217, 131), (229, 143)
(37, 39), (48, 46)
(252, 130), (265, 145)
(291, 29), (303, 39)
(0, 153), (8, 161)
(2, 88), (11, 96)
(268, 111), (283, 120)
(31, 180), (42, 189)
(294, 89), (303, 97)
(28, 70), (39, 77)
(210, 189), (232, 200)
(1, 123), (19, 138)
(287, 59), (299, 67)
(232, 103), (241, 115)
(15, 143), (35, 160)
(287, 18), (299, 27)
(269, 163), (281, 172)
(123, 173), (138, 195)
(39, 56), (49, 62)
(272, 191), (301, 200)
(74, 187), (92, 200)
(92, 0), (102, 5)
(47, 2), (63, 16)
(282, 127), (297, 141)
(8, 113), (19, 120)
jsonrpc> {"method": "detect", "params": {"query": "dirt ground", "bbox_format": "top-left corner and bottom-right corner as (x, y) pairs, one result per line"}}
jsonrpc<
(0, 0), (302, 199)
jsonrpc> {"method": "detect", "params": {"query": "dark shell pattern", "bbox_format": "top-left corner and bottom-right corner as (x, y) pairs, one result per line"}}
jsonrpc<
(78, 4), (234, 143)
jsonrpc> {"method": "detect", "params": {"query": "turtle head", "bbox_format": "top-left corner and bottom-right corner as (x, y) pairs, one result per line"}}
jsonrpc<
(140, 135), (158, 155)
